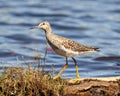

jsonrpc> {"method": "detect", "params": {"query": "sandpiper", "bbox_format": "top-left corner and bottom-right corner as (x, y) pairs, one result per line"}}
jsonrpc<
(33, 21), (99, 82)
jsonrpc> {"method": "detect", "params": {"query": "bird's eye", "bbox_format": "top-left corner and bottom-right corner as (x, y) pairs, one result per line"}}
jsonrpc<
(42, 23), (45, 25)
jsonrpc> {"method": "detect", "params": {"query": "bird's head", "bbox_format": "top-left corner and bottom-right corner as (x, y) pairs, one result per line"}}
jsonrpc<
(37, 21), (51, 31)
(31, 21), (52, 33)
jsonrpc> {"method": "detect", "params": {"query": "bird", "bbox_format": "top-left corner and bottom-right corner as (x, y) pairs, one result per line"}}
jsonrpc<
(33, 21), (99, 82)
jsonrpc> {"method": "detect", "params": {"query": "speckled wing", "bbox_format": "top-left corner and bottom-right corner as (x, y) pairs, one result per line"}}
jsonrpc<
(61, 38), (98, 53)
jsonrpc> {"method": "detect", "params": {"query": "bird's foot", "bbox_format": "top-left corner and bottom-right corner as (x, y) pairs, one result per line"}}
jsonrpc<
(53, 75), (61, 80)
(68, 77), (81, 84)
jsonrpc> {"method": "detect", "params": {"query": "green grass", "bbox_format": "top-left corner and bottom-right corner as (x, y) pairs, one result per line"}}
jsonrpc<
(0, 66), (67, 96)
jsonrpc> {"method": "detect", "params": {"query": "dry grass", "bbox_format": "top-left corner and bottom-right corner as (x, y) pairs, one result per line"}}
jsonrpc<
(0, 66), (67, 96)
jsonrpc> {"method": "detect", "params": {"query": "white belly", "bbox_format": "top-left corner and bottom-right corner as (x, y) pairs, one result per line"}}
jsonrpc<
(51, 45), (79, 57)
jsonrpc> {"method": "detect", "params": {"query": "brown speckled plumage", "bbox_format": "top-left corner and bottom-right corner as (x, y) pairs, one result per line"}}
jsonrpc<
(61, 38), (97, 52)
(36, 21), (98, 57)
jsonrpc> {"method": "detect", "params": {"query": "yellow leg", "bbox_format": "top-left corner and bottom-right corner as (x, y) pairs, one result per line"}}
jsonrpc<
(53, 57), (68, 80)
(75, 65), (80, 78)
(72, 57), (80, 78)
(68, 57), (81, 83)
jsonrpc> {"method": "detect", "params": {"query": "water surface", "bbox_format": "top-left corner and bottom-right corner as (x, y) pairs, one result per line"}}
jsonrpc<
(0, 0), (120, 78)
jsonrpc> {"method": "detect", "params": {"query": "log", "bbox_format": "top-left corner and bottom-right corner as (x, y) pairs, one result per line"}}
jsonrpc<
(63, 76), (120, 96)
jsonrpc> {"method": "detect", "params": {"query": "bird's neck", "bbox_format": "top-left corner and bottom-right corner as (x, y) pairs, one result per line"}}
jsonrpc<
(44, 27), (54, 39)
(45, 27), (53, 34)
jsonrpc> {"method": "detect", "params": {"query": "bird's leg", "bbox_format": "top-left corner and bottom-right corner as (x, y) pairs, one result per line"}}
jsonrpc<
(53, 57), (68, 80)
(68, 57), (81, 83)
(72, 57), (80, 79)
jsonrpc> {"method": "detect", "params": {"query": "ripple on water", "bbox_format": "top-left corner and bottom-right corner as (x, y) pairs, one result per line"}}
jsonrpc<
(5, 34), (41, 44)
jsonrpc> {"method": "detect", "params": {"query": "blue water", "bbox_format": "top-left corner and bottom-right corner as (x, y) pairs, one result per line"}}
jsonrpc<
(0, 0), (120, 78)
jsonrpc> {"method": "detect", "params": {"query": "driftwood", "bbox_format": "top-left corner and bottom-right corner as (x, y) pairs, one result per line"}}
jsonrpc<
(63, 76), (120, 96)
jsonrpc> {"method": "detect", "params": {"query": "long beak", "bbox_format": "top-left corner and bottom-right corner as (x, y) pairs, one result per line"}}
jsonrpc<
(30, 26), (38, 29)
